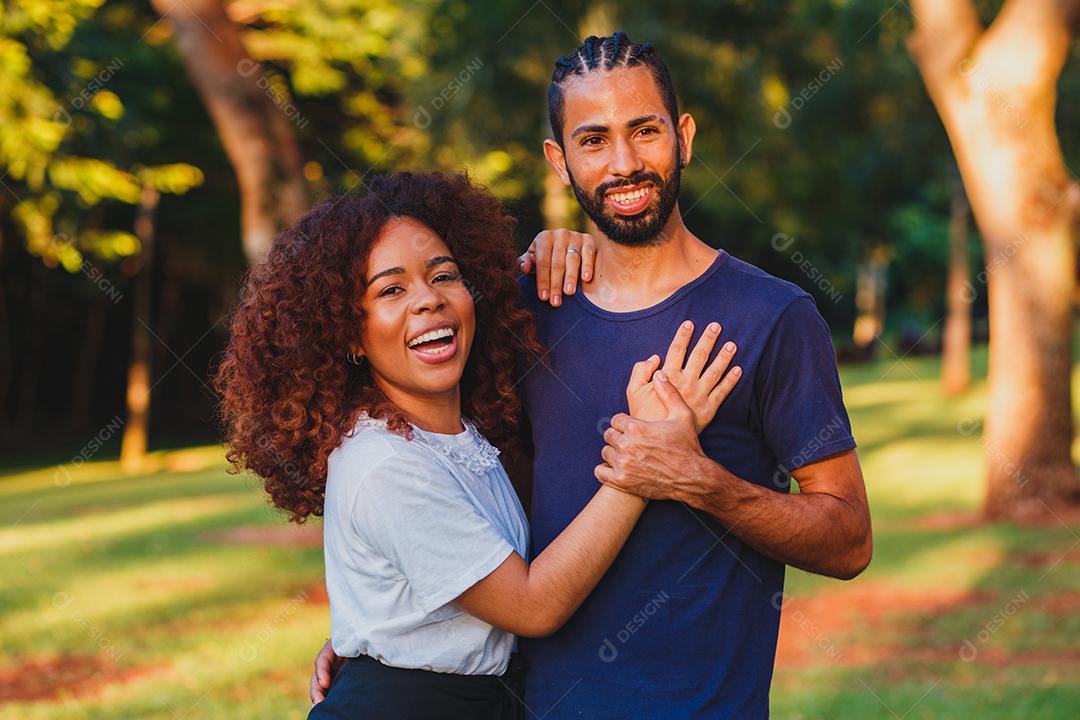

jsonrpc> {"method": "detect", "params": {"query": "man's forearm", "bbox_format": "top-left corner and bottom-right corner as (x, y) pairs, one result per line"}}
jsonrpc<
(675, 456), (872, 580)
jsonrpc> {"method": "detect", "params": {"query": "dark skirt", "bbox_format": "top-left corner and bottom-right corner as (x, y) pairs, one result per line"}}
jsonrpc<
(308, 654), (528, 720)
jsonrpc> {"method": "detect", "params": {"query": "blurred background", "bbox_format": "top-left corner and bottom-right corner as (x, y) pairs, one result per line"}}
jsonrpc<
(2, 0), (1079, 717)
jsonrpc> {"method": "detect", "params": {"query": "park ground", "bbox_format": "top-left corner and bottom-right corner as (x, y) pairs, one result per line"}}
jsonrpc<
(2, 343), (1079, 719)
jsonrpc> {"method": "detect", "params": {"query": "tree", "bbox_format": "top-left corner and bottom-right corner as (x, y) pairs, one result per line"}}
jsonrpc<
(147, 0), (308, 265)
(942, 179), (972, 395)
(908, 0), (1080, 519)
(118, 164), (203, 473)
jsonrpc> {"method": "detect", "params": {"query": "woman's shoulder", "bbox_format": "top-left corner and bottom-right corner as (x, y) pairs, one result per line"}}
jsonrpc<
(330, 416), (441, 479)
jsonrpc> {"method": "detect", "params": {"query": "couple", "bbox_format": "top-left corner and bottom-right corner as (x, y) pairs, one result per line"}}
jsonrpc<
(215, 33), (871, 719)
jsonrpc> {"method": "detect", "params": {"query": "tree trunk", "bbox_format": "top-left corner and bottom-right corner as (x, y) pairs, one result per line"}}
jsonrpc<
(852, 246), (889, 358)
(120, 188), (159, 473)
(148, 0), (309, 265)
(942, 180), (972, 395)
(908, 0), (1080, 520)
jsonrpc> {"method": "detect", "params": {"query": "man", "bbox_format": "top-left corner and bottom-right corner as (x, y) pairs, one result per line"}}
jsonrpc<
(313, 32), (871, 718)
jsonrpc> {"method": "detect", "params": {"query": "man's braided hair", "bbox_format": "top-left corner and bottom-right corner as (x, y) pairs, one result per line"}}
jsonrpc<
(547, 32), (679, 147)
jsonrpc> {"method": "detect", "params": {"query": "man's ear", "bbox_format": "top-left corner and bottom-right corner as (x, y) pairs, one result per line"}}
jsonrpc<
(676, 112), (696, 169)
(543, 138), (572, 186)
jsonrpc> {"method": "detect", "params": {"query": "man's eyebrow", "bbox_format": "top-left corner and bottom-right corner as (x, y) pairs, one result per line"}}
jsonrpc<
(570, 123), (610, 139)
(570, 116), (662, 139)
(627, 114), (661, 128)
(368, 255), (457, 284)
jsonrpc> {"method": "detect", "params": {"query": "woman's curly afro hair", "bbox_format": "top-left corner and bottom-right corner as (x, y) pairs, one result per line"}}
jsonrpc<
(213, 171), (543, 523)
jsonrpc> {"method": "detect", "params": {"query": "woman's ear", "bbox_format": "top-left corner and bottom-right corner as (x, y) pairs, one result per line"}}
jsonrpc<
(346, 344), (366, 365)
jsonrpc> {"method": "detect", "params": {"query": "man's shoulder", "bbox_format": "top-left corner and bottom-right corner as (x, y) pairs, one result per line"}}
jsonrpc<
(715, 251), (811, 306)
(701, 251), (816, 331)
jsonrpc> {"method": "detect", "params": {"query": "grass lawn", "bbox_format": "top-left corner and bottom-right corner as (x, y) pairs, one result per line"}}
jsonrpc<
(2, 343), (1079, 718)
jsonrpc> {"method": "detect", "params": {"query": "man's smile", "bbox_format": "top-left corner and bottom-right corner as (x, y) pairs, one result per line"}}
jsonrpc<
(605, 183), (656, 215)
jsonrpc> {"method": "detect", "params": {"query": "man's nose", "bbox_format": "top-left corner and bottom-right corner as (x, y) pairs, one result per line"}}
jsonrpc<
(608, 136), (645, 177)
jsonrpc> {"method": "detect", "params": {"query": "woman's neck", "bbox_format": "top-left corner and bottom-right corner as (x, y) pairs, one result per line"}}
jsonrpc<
(373, 375), (463, 434)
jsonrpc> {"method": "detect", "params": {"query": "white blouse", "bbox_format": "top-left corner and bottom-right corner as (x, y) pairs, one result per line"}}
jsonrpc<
(322, 414), (529, 675)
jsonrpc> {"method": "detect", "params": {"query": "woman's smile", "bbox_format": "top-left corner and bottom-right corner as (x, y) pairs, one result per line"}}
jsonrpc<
(406, 322), (460, 364)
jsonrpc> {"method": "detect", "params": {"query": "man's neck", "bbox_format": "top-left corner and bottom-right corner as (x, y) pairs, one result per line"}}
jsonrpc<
(583, 205), (719, 312)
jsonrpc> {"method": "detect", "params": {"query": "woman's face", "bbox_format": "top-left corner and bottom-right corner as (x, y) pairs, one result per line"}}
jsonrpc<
(357, 216), (475, 403)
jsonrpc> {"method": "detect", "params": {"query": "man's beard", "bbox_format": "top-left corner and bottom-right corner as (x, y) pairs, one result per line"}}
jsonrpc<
(567, 150), (682, 247)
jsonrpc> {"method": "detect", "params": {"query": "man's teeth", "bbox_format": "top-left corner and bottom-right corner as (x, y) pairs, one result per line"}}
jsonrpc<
(610, 187), (650, 204)
(407, 327), (455, 348)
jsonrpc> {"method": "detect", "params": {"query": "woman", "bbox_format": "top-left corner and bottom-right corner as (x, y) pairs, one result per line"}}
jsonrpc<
(214, 172), (740, 719)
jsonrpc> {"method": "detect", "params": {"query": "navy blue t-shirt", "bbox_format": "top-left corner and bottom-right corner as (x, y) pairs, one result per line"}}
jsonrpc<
(517, 249), (856, 719)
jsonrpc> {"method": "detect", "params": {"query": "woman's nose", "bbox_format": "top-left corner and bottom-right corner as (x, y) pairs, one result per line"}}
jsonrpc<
(412, 282), (446, 313)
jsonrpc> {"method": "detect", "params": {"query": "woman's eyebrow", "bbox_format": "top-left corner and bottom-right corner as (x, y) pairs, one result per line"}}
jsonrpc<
(426, 255), (457, 268)
(368, 256), (457, 284)
(367, 266), (404, 284)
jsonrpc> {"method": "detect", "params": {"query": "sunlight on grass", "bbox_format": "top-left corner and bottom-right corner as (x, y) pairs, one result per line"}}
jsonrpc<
(1, 342), (1078, 718)
(0, 495), (254, 555)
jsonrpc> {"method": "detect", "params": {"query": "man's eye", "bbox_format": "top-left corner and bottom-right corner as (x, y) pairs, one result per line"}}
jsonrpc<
(582, 136), (603, 147)
(638, 127), (658, 136)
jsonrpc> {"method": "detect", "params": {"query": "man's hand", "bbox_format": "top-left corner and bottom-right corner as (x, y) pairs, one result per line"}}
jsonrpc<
(518, 229), (596, 307)
(309, 638), (344, 705)
(601, 374), (873, 580)
(597, 371), (711, 501)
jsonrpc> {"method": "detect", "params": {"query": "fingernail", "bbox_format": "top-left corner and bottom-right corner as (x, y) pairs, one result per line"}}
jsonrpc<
(564, 282), (573, 294)
(539, 290), (548, 300)
(724, 342), (736, 352)
(583, 271), (591, 281)
(682, 320), (693, 330)
(732, 366), (742, 375)
(552, 294), (561, 306)
(708, 322), (720, 333)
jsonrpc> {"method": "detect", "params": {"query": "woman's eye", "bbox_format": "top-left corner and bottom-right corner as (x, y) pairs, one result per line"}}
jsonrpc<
(434, 272), (460, 283)
(377, 286), (403, 297)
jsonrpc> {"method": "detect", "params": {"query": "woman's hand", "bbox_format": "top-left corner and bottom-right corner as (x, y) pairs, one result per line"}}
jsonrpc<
(625, 321), (741, 431)
(518, 229), (597, 307)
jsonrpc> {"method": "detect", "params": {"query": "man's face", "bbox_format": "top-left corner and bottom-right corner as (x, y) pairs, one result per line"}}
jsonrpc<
(552, 66), (686, 246)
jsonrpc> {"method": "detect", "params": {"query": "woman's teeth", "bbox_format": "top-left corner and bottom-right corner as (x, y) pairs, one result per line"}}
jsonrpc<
(407, 327), (455, 349)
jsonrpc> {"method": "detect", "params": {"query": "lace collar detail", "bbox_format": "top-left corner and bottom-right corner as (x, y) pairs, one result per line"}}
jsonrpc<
(354, 413), (501, 475)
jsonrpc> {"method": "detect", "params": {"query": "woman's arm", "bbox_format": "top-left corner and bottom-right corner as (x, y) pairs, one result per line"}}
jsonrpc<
(454, 485), (646, 637)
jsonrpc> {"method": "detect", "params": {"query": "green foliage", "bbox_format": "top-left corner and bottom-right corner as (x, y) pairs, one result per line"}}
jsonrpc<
(1, 0), (1078, 391)
(0, 0), (204, 273)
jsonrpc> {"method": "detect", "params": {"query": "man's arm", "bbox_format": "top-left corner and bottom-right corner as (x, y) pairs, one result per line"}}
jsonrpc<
(596, 373), (872, 580)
